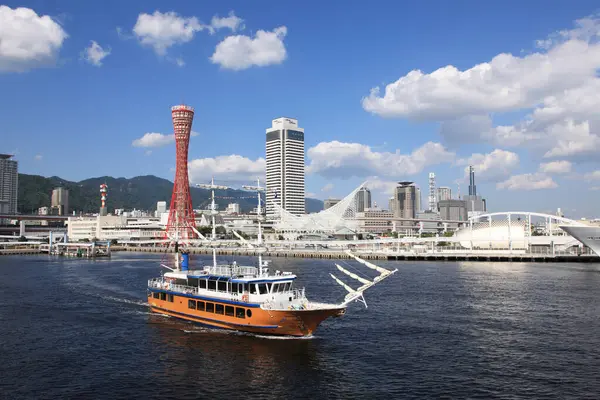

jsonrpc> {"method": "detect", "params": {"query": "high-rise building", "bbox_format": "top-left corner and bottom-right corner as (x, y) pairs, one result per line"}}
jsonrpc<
(51, 187), (69, 216)
(156, 201), (167, 217)
(356, 187), (372, 212)
(324, 198), (340, 210)
(428, 172), (436, 212)
(0, 154), (18, 215)
(415, 187), (422, 213)
(166, 105), (196, 239)
(468, 165), (476, 196)
(388, 197), (396, 214)
(438, 199), (468, 221)
(266, 117), (305, 217)
(393, 181), (416, 219)
(437, 186), (452, 202)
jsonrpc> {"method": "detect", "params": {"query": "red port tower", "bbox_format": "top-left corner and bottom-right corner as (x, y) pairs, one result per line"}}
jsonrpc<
(166, 105), (196, 240)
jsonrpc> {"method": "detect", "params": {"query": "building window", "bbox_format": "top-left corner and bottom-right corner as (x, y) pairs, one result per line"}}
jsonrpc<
(225, 306), (234, 317)
(215, 304), (224, 315)
(188, 300), (196, 309)
(236, 307), (245, 319)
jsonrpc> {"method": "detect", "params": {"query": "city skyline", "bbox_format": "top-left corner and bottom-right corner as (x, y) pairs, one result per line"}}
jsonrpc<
(2, 2), (600, 217)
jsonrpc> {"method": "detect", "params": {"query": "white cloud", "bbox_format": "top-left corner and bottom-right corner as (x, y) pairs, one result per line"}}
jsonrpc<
(321, 183), (334, 192)
(81, 41), (110, 67)
(362, 16), (600, 120)
(34, 154), (42, 161)
(209, 11), (244, 34)
(188, 155), (265, 183)
(133, 11), (203, 55)
(365, 177), (398, 195)
(539, 160), (572, 174)
(132, 132), (174, 148)
(584, 170), (600, 180)
(306, 141), (454, 179)
(210, 26), (287, 70)
(0, 6), (68, 72)
(497, 173), (558, 190)
(457, 149), (519, 182)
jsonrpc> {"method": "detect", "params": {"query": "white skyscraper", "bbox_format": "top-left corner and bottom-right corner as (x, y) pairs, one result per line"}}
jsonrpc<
(266, 117), (305, 216)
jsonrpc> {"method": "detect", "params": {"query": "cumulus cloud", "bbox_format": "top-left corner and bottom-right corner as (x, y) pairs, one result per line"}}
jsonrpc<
(306, 141), (454, 179)
(210, 26), (287, 70)
(132, 132), (174, 147)
(0, 6), (68, 72)
(133, 11), (204, 55)
(457, 149), (519, 182)
(539, 160), (572, 174)
(209, 11), (244, 33)
(81, 41), (110, 66)
(188, 155), (265, 183)
(497, 173), (558, 190)
(321, 183), (334, 192)
(365, 177), (398, 195)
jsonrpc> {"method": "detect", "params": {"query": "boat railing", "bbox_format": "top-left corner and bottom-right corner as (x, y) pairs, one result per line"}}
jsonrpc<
(292, 287), (306, 300)
(203, 265), (258, 277)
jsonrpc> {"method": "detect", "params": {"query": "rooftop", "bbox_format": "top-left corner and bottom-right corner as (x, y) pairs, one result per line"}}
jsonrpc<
(0, 154), (14, 160)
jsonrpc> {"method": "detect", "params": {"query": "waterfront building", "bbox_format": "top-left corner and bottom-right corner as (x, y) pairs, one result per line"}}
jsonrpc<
(356, 187), (372, 213)
(0, 154), (18, 215)
(416, 211), (441, 234)
(156, 201), (167, 217)
(438, 199), (468, 221)
(437, 187), (452, 202)
(51, 187), (69, 216)
(324, 198), (340, 210)
(226, 203), (240, 214)
(67, 215), (164, 241)
(393, 182), (416, 220)
(266, 117), (305, 217)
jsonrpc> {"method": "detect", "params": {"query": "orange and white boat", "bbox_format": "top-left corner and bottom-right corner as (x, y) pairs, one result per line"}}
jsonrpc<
(147, 179), (396, 337)
(147, 249), (396, 337)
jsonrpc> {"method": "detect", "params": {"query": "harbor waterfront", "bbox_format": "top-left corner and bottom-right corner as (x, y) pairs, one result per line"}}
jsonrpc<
(1, 253), (599, 398)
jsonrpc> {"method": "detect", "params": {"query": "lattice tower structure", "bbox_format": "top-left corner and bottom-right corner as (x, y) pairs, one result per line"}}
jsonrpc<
(166, 105), (196, 240)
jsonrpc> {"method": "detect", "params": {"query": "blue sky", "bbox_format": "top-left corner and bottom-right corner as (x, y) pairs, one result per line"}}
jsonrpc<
(2, 1), (600, 217)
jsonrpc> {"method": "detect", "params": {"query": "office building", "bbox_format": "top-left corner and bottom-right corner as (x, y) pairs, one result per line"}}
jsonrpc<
(156, 201), (167, 217)
(468, 166), (476, 196)
(0, 154), (18, 215)
(266, 117), (305, 216)
(463, 165), (486, 216)
(324, 198), (340, 210)
(51, 187), (69, 216)
(415, 187), (422, 213)
(356, 187), (371, 212)
(438, 199), (468, 221)
(437, 186), (452, 202)
(393, 182), (416, 219)
(226, 203), (240, 214)
(388, 197), (396, 214)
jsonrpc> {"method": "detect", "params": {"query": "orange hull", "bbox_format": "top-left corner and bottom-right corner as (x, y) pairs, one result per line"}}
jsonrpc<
(148, 291), (346, 337)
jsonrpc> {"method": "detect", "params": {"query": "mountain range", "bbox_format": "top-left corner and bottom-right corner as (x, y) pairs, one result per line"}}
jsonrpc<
(17, 174), (324, 215)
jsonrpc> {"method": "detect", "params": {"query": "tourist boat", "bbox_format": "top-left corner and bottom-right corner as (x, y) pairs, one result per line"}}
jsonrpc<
(147, 249), (397, 337)
(147, 179), (397, 337)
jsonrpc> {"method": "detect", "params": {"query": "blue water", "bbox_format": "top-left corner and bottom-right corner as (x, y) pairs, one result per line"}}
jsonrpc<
(0, 253), (599, 399)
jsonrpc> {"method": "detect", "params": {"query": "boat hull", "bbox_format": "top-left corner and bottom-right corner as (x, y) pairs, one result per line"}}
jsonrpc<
(147, 290), (346, 337)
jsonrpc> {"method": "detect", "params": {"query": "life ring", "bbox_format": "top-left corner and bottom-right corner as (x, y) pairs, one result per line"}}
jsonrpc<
(242, 293), (249, 302)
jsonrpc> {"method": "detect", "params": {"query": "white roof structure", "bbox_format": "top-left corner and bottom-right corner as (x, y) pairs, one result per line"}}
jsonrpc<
(270, 183), (367, 233)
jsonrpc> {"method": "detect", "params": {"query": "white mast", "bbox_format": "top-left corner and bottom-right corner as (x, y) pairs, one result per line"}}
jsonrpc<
(242, 178), (265, 276)
(196, 179), (229, 269)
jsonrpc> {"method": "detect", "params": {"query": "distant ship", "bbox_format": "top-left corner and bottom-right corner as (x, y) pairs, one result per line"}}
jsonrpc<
(147, 249), (396, 337)
(559, 225), (600, 257)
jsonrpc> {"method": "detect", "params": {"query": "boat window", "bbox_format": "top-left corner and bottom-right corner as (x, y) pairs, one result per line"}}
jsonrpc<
(153, 292), (160, 299)
(215, 304), (224, 315)
(236, 307), (245, 319)
(207, 280), (216, 290)
(278, 283), (285, 293)
(188, 300), (196, 309)
(225, 306), (234, 317)
(246, 309), (252, 318)
(199, 279), (207, 289)
(160, 292), (166, 301)
(238, 283), (244, 293)
(231, 283), (238, 293)
(188, 278), (198, 287)
(266, 283), (273, 293)
(249, 284), (258, 294)
(168, 294), (174, 302)
(285, 282), (292, 291)
(206, 302), (214, 313)
(258, 284), (268, 294)
(217, 281), (227, 292)
(175, 279), (187, 286)
(197, 301), (205, 311)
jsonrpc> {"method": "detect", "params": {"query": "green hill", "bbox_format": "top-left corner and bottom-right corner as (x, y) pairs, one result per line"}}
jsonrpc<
(17, 174), (324, 214)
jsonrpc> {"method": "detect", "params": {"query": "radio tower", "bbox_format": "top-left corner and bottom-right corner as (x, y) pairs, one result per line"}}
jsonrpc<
(166, 105), (196, 240)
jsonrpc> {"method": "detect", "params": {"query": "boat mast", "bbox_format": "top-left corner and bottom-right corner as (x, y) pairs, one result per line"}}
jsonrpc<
(196, 179), (228, 268)
(243, 178), (265, 276)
